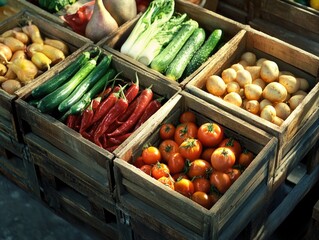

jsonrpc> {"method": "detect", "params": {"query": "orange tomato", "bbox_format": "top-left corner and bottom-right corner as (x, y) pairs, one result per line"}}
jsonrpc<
(187, 159), (212, 178)
(157, 176), (175, 190)
(201, 147), (216, 162)
(174, 178), (195, 198)
(142, 146), (161, 165)
(238, 149), (254, 167)
(179, 111), (196, 123)
(179, 138), (203, 161)
(159, 123), (175, 140)
(197, 122), (224, 147)
(158, 139), (179, 163)
(151, 162), (170, 180)
(191, 191), (215, 209)
(210, 170), (232, 194)
(193, 177), (211, 193)
(210, 147), (236, 172)
(167, 152), (186, 175)
(174, 122), (198, 145)
(219, 137), (242, 159)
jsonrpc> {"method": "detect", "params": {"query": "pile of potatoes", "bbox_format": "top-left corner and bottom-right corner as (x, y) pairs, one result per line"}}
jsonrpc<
(0, 21), (69, 94)
(205, 51), (309, 126)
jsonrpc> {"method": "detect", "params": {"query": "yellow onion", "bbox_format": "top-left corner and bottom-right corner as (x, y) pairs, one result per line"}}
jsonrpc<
(31, 52), (52, 71)
(8, 58), (38, 84)
(1, 79), (22, 94)
(44, 38), (69, 56)
(0, 43), (12, 64)
(0, 37), (26, 53)
(22, 22), (43, 44)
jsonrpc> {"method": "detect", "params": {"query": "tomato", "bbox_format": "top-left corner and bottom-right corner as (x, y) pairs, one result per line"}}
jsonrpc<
(167, 152), (186, 175)
(158, 139), (179, 163)
(238, 149), (254, 167)
(209, 191), (222, 206)
(193, 177), (211, 193)
(210, 147), (236, 172)
(210, 171), (232, 194)
(174, 122), (198, 145)
(179, 111), (196, 123)
(197, 123), (224, 147)
(132, 156), (145, 168)
(172, 172), (189, 181)
(139, 164), (152, 175)
(159, 123), (176, 140)
(191, 191), (214, 209)
(151, 162), (170, 180)
(174, 178), (195, 198)
(157, 176), (175, 190)
(201, 147), (216, 162)
(187, 159), (212, 179)
(219, 137), (242, 159)
(142, 146), (161, 165)
(227, 168), (241, 183)
(179, 138), (203, 161)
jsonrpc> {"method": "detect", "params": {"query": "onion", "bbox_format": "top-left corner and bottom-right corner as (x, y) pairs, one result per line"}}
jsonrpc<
(0, 43), (12, 64)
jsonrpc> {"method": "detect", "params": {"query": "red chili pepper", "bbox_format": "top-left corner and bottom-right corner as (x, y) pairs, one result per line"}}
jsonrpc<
(116, 96), (138, 124)
(79, 105), (94, 135)
(133, 96), (164, 131)
(108, 132), (132, 146)
(105, 145), (119, 152)
(74, 114), (82, 132)
(107, 87), (153, 138)
(98, 86), (112, 99)
(124, 73), (140, 104)
(91, 97), (102, 112)
(66, 114), (79, 129)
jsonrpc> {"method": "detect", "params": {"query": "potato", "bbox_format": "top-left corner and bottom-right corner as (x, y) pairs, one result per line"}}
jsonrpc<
(206, 75), (226, 97)
(256, 58), (267, 67)
(240, 52), (256, 66)
(260, 99), (272, 111)
(252, 78), (266, 89)
(263, 82), (287, 102)
(273, 116), (284, 126)
(288, 95), (305, 110)
(231, 63), (245, 72)
(1, 79), (21, 94)
(236, 69), (252, 87)
(224, 92), (242, 107)
(244, 83), (263, 100)
(238, 88), (245, 99)
(297, 78), (309, 92)
(260, 60), (279, 83)
(238, 60), (248, 68)
(226, 81), (240, 93)
(245, 66), (261, 81)
(278, 75), (300, 94)
(260, 105), (276, 122)
(279, 71), (294, 76)
(245, 100), (260, 114)
(292, 90), (307, 96)
(222, 68), (237, 83)
(274, 102), (291, 120)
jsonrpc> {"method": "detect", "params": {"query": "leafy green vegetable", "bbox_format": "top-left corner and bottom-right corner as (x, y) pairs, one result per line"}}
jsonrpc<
(38, 0), (78, 13)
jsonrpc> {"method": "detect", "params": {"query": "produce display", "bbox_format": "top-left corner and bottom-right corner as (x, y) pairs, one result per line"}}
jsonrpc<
(293, 0), (319, 10)
(0, 22), (70, 94)
(204, 51), (310, 126)
(120, 0), (223, 82)
(130, 111), (255, 209)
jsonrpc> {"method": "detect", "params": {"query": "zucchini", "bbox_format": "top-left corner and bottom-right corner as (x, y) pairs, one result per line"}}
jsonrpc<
(150, 19), (199, 73)
(165, 28), (206, 81)
(37, 54), (100, 113)
(60, 68), (117, 122)
(58, 54), (112, 112)
(183, 29), (222, 78)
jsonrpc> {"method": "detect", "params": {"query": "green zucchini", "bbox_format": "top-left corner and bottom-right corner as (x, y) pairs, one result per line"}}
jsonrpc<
(37, 54), (100, 113)
(183, 29), (222, 78)
(58, 54), (112, 113)
(60, 68), (118, 122)
(150, 19), (199, 73)
(165, 28), (206, 81)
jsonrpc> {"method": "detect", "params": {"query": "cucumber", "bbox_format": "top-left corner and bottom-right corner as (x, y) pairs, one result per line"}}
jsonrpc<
(150, 19), (199, 73)
(58, 54), (112, 113)
(165, 28), (206, 81)
(37, 54), (99, 113)
(183, 29), (222, 78)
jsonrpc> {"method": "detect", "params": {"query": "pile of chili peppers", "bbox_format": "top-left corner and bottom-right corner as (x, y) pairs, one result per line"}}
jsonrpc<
(66, 74), (164, 152)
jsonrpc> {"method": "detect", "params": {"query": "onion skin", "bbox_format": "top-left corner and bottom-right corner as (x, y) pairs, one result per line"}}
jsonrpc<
(8, 58), (38, 84)
(0, 43), (12, 64)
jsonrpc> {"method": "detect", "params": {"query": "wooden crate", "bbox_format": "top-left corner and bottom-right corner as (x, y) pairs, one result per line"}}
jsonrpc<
(0, 10), (90, 142)
(114, 91), (278, 239)
(100, 0), (246, 87)
(216, 0), (250, 24)
(185, 27), (319, 174)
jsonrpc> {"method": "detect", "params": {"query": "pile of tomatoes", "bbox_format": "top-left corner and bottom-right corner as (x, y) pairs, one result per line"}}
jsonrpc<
(131, 111), (255, 209)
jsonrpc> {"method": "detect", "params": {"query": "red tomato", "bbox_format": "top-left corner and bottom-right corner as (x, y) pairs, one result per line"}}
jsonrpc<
(142, 146), (161, 165)
(209, 191), (222, 206)
(158, 139), (179, 163)
(174, 122), (198, 145)
(226, 168), (242, 183)
(132, 156), (145, 168)
(219, 137), (242, 159)
(151, 162), (170, 180)
(187, 159), (212, 178)
(157, 176), (175, 190)
(174, 178), (195, 198)
(179, 111), (196, 123)
(210, 171), (232, 194)
(172, 172), (189, 181)
(191, 191), (215, 209)
(210, 147), (236, 172)
(193, 177), (211, 193)
(201, 147), (216, 162)
(238, 149), (254, 167)
(167, 152), (186, 175)
(197, 123), (224, 147)
(179, 138), (202, 161)
(159, 123), (176, 140)
(139, 164), (152, 175)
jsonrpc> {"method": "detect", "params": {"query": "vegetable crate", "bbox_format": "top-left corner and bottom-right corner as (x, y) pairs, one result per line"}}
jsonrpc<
(216, 0), (250, 24)
(185, 27), (319, 183)
(100, 0), (247, 87)
(113, 91), (278, 239)
(0, 10), (90, 142)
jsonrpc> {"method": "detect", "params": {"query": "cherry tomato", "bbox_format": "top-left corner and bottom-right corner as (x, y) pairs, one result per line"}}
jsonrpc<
(187, 159), (212, 178)
(142, 146), (161, 165)
(174, 122), (198, 145)
(179, 138), (203, 161)
(132, 156), (145, 168)
(159, 139), (179, 163)
(226, 168), (242, 183)
(219, 137), (242, 159)
(157, 176), (175, 190)
(179, 111), (196, 123)
(191, 191), (214, 209)
(174, 178), (195, 198)
(172, 172), (189, 181)
(159, 123), (176, 140)
(151, 162), (170, 180)
(238, 149), (254, 167)
(193, 177), (211, 193)
(139, 164), (152, 175)
(201, 147), (216, 162)
(197, 123), (224, 147)
(167, 152), (186, 175)
(210, 171), (232, 194)
(210, 147), (236, 172)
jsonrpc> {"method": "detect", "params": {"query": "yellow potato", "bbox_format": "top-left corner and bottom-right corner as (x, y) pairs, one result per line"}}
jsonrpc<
(260, 99), (272, 112)
(278, 75), (300, 94)
(224, 92), (242, 107)
(236, 69), (252, 87)
(240, 52), (256, 66)
(274, 102), (291, 120)
(256, 58), (267, 67)
(260, 105), (276, 123)
(245, 100), (260, 114)
(263, 82), (287, 102)
(279, 71), (294, 77)
(297, 78), (309, 92)
(244, 83), (263, 100)
(226, 81), (240, 93)
(292, 90), (307, 96)
(273, 116), (284, 126)
(206, 75), (226, 97)
(238, 88), (245, 99)
(260, 60), (279, 83)
(222, 68), (237, 83)
(252, 78), (266, 89)
(288, 95), (305, 110)
(245, 66), (261, 80)
(238, 60), (248, 68)
(231, 63), (245, 72)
